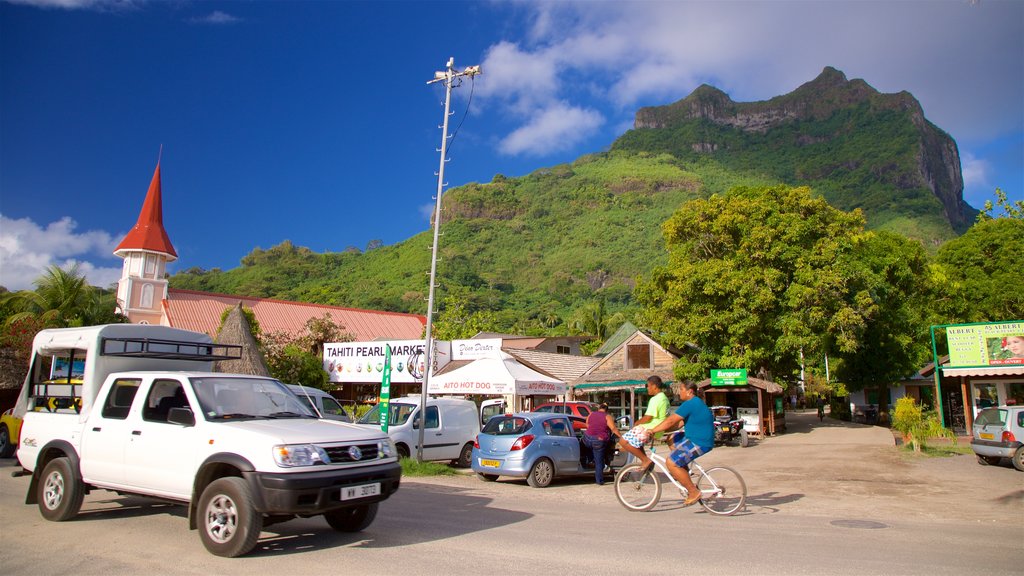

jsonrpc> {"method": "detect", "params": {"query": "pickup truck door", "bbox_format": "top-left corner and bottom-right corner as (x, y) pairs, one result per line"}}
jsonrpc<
(80, 378), (143, 487)
(122, 377), (200, 499)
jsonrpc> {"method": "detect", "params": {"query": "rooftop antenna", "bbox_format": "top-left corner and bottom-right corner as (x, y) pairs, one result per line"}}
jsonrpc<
(416, 57), (481, 463)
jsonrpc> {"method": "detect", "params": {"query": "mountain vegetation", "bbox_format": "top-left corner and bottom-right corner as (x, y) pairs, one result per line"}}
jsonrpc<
(168, 67), (992, 356)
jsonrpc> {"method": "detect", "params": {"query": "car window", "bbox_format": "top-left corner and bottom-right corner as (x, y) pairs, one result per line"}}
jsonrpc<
(143, 379), (190, 423)
(482, 416), (532, 435)
(544, 419), (571, 437)
(1018, 410), (1024, 428)
(101, 378), (141, 420)
(424, 406), (440, 429)
(578, 406), (590, 417)
(534, 406), (553, 413)
(320, 395), (349, 417)
(975, 408), (1006, 427)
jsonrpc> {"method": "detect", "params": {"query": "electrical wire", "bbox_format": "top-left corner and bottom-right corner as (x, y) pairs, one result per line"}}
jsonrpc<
(444, 74), (475, 159)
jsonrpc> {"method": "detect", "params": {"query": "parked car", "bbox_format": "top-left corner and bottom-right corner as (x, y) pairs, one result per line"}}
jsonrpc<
(288, 385), (356, 422)
(711, 405), (750, 447)
(357, 396), (503, 467)
(533, 401), (601, 431)
(470, 412), (628, 487)
(970, 405), (1024, 471)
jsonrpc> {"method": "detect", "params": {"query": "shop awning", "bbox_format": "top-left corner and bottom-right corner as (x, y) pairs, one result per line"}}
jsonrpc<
(573, 380), (650, 394)
(942, 366), (1024, 377)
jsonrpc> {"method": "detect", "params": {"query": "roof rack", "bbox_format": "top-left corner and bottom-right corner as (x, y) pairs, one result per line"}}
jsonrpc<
(100, 337), (242, 361)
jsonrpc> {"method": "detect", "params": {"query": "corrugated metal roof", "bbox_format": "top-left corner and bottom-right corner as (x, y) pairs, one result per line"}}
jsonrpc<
(165, 288), (426, 341)
(504, 348), (599, 382)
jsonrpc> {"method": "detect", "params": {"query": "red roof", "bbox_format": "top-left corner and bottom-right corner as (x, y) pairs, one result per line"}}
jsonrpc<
(114, 163), (177, 259)
(165, 288), (426, 341)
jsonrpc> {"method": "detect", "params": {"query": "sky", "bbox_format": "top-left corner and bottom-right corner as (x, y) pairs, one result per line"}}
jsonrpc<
(1, 0), (1022, 292)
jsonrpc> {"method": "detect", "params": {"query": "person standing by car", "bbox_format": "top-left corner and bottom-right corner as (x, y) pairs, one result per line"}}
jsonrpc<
(617, 376), (670, 472)
(648, 381), (714, 506)
(582, 403), (617, 485)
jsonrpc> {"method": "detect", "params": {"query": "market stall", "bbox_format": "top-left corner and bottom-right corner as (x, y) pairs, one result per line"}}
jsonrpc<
(427, 352), (566, 411)
(697, 375), (785, 436)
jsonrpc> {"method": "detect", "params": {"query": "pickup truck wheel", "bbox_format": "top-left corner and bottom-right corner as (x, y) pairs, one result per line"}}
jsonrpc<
(38, 457), (84, 522)
(324, 502), (378, 532)
(0, 424), (14, 458)
(454, 442), (474, 468)
(526, 458), (554, 488)
(198, 477), (263, 558)
(396, 444), (410, 459)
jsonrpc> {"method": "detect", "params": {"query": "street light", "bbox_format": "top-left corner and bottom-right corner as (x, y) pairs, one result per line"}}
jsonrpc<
(416, 57), (481, 462)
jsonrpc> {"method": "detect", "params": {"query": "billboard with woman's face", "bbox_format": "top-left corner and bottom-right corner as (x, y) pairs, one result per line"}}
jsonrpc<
(946, 321), (1024, 367)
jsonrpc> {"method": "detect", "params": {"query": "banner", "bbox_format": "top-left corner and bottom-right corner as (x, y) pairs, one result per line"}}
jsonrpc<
(323, 340), (451, 383)
(711, 368), (748, 386)
(945, 321), (1024, 368)
(380, 345), (392, 433)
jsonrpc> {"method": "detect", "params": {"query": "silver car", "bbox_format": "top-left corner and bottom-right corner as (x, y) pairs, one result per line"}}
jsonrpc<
(471, 412), (628, 487)
(970, 406), (1024, 471)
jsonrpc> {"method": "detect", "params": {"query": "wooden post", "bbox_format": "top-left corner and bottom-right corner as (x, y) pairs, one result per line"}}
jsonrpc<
(961, 378), (972, 431)
(757, 389), (764, 436)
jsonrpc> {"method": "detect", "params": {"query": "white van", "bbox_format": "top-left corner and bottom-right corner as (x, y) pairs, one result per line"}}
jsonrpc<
(287, 385), (356, 422)
(357, 396), (504, 467)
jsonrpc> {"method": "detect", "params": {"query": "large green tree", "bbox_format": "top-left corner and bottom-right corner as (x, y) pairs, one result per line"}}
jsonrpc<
(1, 264), (124, 328)
(931, 216), (1024, 323)
(636, 185), (918, 385)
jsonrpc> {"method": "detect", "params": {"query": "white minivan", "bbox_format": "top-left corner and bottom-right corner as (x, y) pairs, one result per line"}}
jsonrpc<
(287, 384), (356, 422)
(358, 396), (504, 467)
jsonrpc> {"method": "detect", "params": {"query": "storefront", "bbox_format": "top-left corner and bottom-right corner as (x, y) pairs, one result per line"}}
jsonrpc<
(697, 375), (785, 436)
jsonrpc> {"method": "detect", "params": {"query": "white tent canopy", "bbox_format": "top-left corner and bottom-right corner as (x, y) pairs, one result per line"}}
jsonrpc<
(427, 352), (566, 396)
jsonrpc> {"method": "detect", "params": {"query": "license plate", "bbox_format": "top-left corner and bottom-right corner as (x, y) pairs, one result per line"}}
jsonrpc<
(341, 482), (380, 501)
(480, 459), (501, 468)
(979, 432), (994, 440)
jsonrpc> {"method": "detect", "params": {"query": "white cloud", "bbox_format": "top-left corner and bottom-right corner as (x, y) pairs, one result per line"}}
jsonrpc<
(0, 214), (123, 291)
(189, 10), (241, 25)
(960, 152), (991, 189)
(498, 102), (603, 156)
(479, 1), (1023, 155)
(3, 0), (140, 10)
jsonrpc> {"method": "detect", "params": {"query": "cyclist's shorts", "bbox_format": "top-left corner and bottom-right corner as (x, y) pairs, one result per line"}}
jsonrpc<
(621, 425), (653, 448)
(669, 438), (704, 467)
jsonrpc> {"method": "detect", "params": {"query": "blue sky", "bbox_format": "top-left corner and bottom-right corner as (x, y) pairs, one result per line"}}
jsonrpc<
(1, 0), (1021, 291)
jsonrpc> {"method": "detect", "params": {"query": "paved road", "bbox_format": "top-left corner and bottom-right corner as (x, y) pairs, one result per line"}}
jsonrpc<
(1, 411), (1021, 575)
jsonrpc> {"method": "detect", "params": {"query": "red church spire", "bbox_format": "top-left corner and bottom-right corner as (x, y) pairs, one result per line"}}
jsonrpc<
(113, 162), (178, 259)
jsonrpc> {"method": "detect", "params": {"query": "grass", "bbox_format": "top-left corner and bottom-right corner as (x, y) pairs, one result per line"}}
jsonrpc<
(399, 457), (460, 477)
(898, 443), (973, 458)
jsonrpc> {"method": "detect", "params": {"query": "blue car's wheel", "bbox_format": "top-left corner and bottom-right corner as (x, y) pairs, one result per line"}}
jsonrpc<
(526, 458), (554, 488)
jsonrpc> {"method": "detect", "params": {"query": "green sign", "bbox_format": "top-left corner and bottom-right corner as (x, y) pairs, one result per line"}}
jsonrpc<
(380, 345), (392, 433)
(711, 368), (748, 386)
(945, 321), (1024, 368)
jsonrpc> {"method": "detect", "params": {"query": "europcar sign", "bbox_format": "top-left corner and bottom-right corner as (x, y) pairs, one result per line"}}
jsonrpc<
(711, 368), (748, 387)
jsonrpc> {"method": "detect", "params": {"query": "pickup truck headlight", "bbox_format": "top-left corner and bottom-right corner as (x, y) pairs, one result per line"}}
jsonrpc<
(380, 438), (396, 458)
(273, 444), (331, 467)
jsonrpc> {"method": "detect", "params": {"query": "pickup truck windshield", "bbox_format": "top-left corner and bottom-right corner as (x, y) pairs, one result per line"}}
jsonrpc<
(358, 403), (416, 426)
(191, 377), (316, 420)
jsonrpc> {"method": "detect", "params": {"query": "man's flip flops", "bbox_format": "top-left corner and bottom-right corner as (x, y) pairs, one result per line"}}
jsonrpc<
(683, 492), (702, 506)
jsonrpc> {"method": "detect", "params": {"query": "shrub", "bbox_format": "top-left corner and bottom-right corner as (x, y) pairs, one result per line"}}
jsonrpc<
(891, 397), (955, 452)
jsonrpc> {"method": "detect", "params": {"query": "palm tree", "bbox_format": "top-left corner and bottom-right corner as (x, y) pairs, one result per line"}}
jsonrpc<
(1, 264), (122, 328)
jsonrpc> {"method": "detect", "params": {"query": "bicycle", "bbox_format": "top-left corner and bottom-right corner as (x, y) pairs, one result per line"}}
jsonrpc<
(613, 442), (746, 516)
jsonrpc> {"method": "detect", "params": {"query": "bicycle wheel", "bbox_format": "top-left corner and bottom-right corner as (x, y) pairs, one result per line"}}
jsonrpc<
(614, 463), (661, 512)
(697, 466), (746, 516)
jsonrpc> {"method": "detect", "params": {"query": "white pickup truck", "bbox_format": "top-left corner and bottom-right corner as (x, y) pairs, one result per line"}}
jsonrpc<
(15, 324), (401, 557)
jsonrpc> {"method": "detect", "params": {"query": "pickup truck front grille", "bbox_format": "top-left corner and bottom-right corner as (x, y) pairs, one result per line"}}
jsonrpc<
(324, 443), (380, 463)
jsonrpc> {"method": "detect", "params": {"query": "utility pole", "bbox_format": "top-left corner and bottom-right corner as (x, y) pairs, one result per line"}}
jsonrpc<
(416, 57), (481, 462)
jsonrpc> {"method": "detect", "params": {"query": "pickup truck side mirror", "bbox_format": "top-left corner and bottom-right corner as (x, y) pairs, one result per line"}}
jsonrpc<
(167, 407), (195, 427)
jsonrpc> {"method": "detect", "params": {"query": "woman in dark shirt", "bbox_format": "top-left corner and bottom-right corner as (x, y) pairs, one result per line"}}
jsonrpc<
(583, 403), (617, 485)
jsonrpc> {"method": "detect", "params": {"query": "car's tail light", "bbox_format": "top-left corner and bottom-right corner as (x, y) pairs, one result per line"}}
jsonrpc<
(1002, 431), (1017, 443)
(511, 434), (535, 451)
(473, 435), (479, 449)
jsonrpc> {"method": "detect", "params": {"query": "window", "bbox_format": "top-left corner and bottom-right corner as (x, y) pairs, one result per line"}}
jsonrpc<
(1006, 383), (1024, 407)
(556, 345), (570, 354)
(974, 383), (998, 410)
(143, 379), (189, 423)
(145, 254), (156, 275)
(626, 344), (651, 369)
(423, 406), (440, 429)
(140, 283), (154, 308)
(101, 379), (141, 420)
(544, 419), (571, 437)
(577, 406), (590, 417)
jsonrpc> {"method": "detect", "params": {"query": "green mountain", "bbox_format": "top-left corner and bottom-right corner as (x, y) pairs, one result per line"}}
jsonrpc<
(171, 67), (975, 332)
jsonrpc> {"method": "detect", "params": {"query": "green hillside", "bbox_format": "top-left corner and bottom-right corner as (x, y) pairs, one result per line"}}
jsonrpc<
(170, 67), (975, 335)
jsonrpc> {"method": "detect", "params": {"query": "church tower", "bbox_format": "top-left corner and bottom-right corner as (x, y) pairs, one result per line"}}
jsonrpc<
(114, 162), (177, 325)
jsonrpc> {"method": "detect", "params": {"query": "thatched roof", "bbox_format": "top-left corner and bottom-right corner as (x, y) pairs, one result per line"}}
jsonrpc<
(697, 376), (784, 395)
(215, 302), (271, 377)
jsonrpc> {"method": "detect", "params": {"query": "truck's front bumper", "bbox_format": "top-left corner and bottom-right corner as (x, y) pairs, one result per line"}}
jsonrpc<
(247, 461), (401, 515)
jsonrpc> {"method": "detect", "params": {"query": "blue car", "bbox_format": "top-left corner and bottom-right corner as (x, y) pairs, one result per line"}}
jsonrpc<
(471, 412), (628, 487)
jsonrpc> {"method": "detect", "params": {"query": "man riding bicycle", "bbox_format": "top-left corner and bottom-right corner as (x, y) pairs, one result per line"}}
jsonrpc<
(648, 381), (714, 506)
